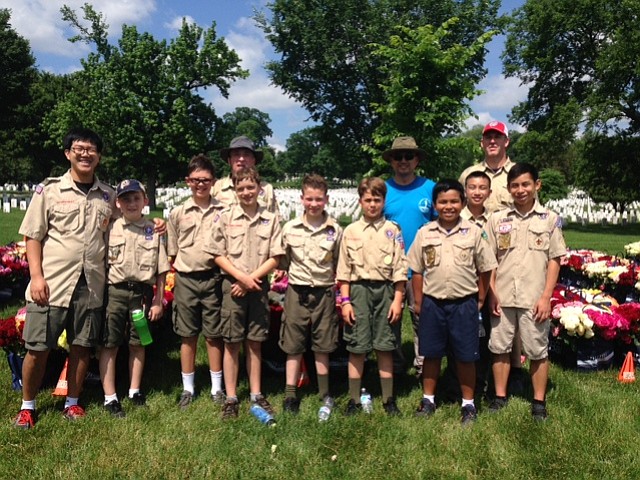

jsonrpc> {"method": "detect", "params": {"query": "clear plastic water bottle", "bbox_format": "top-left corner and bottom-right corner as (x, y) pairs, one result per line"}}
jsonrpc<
(478, 312), (486, 338)
(131, 309), (153, 346)
(360, 388), (372, 414)
(250, 404), (276, 426)
(318, 396), (335, 422)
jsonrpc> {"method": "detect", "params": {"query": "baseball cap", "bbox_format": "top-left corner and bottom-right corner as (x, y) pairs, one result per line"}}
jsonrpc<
(116, 179), (146, 197)
(482, 121), (509, 137)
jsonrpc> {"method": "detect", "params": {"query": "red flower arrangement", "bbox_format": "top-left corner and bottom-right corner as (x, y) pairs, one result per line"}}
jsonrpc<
(0, 312), (26, 355)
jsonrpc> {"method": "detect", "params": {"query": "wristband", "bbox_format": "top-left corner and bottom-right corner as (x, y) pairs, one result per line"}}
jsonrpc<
(341, 297), (350, 303)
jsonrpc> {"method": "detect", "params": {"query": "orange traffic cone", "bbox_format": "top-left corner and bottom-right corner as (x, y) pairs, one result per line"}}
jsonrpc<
(52, 358), (69, 396)
(618, 351), (635, 383)
(297, 357), (310, 388)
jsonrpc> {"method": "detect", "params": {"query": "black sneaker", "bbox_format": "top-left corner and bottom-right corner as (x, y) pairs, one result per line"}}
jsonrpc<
(211, 391), (226, 405)
(14, 409), (37, 429)
(531, 402), (548, 421)
(252, 394), (275, 416)
(105, 400), (126, 418)
(283, 396), (300, 414)
(488, 396), (508, 413)
(130, 392), (146, 406)
(415, 398), (436, 417)
(178, 391), (194, 410)
(383, 397), (401, 416)
(460, 404), (477, 425)
(222, 398), (239, 420)
(344, 399), (362, 416)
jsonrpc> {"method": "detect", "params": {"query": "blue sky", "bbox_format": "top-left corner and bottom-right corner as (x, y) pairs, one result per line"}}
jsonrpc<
(1, 0), (527, 150)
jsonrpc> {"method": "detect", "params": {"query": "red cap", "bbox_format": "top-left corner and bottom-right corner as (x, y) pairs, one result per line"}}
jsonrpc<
(482, 121), (509, 138)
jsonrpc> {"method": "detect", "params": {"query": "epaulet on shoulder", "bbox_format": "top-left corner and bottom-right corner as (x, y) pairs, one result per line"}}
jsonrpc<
(388, 220), (402, 230)
(41, 177), (59, 186)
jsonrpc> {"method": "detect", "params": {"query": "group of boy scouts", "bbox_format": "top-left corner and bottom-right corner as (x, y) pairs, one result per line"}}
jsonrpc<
(12, 121), (565, 429)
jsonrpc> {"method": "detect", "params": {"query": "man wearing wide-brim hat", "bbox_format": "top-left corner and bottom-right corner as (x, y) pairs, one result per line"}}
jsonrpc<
(382, 135), (437, 378)
(211, 135), (279, 214)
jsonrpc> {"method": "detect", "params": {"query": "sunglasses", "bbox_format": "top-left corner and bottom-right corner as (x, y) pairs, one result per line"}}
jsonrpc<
(392, 152), (416, 161)
(187, 178), (213, 185)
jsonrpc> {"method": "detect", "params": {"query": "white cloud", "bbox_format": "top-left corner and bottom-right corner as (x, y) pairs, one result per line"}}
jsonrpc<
(473, 74), (529, 111)
(0, 0), (156, 57)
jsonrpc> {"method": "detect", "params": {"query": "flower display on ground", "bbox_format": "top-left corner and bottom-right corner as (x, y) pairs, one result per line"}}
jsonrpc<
(0, 307), (26, 355)
(0, 242), (29, 290)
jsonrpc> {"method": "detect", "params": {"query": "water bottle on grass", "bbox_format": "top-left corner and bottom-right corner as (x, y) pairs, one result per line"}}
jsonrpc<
(250, 404), (276, 426)
(360, 388), (373, 414)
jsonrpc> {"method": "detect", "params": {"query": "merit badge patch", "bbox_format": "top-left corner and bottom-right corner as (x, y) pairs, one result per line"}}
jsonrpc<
(498, 223), (512, 234)
(144, 225), (154, 240)
(103, 192), (110, 202)
(555, 217), (563, 228)
(261, 219), (270, 225)
(539, 212), (548, 220)
(498, 233), (511, 250)
(385, 229), (394, 239)
(35, 183), (44, 195)
(460, 228), (469, 236)
(425, 246), (436, 267)
(259, 188), (265, 196)
(395, 233), (404, 250)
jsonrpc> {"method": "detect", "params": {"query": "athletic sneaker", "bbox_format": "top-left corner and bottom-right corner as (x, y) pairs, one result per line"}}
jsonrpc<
(531, 402), (548, 421)
(211, 391), (226, 405)
(178, 391), (193, 410)
(344, 399), (362, 416)
(130, 392), (146, 406)
(383, 397), (401, 416)
(14, 409), (36, 429)
(488, 396), (508, 413)
(252, 394), (275, 415)
(415, 398), (436, 417)
(104, 400), (126, 418)
(222, 398), (239, 420)
(63, 405), (86, 421)
(283, 396), (300, 414)
(460, 404), (477, 425)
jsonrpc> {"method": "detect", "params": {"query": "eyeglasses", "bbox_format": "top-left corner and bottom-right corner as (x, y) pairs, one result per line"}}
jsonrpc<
(70, 146), (98, 155)
(187, 177), (213, 185)
(392, 152), (416, 162)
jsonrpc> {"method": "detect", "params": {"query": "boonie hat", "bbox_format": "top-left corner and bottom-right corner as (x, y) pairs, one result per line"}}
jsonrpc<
(482, 121), (509, 138)
(382, 136), (426, 162)
(220, 136), (264, 163)
(116, 179), (146, 197)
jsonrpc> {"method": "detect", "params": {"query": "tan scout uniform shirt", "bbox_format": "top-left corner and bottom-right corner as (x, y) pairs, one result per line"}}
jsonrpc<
(107, 217), (170, 285)
(281, 213), (342, 287)
(208, 205), (285, 275)
(459, 158), (515, 213)
(211, 176), (279, 214)
(167, 197), (224, 273)
(461, 206), (490, 229)
(486, 201), (566, 309)
(19, 170), (116, 308)
(407, 218), (497, 300)
(336, 217), (408, 284)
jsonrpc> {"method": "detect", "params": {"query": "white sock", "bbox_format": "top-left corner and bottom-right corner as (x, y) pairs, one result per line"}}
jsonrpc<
(181, 371), (195, 394)
(64, 397), (79, 409)
(423, 394), (435, 403)
(210, 370), (223, 395)
(128, 389), (140, 398)
(104, 393), (118, 405)
(21, 399), (36, 411)
(461, 398), (475, 407)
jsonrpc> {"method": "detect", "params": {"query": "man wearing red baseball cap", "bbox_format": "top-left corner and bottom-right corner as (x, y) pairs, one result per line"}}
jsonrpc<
(459, 121), (514, 213)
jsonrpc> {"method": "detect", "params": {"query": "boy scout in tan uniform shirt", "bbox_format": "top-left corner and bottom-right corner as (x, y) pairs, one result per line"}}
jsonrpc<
(20, 170), (115, 309)
(167, 197), (224, 273)
(108, 217), (170, 286)
(461, 206), (490, 229)
(336, 217), (407, 284)
(408, 219), (497, 300)
(212, 176), (279, 214)
(459, 159), (514, 213)
(486, 200), (566, 313)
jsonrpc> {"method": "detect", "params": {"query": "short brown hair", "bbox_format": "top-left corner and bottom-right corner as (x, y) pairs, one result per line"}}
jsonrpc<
(187, 154), (215, 178)
(302, 173), (328, 195)
(233, 166), (261, 187)
(358, 177), (386, 199)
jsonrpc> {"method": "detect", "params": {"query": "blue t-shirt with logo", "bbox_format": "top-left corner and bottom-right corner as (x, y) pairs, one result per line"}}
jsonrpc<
(384, 176), (436, 253)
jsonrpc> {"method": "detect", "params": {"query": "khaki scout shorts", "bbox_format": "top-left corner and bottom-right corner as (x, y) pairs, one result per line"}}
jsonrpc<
(279, 284), (338, 355)
(220, 277), (270, 343)
(172, 270), (223, 338)
(488, 306), (549, 361)
(343, 281), (400, 354)
(23, 275), (103, 351)
(103, 284), (153, 347)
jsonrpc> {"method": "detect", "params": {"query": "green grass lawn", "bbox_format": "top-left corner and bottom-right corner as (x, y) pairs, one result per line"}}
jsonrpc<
(2, 211), (640, 478)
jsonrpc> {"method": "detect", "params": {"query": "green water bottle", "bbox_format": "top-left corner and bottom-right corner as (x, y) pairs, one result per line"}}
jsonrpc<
(131, 309), (153, 346)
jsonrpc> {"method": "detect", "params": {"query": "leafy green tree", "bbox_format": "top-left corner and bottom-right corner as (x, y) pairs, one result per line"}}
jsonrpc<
(538, 168), (568, 205)
(45, 4), (247, 207)
(503, 0), (640, 142)
(368, 19), (496, 176)
(256, 0), (501, 173)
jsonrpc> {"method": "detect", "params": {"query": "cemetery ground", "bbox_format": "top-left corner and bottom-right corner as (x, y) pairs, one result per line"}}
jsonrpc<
(2, 210), (640, 478)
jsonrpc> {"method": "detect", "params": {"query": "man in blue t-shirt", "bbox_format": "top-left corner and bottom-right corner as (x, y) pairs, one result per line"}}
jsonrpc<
(383, 136), (436, 376)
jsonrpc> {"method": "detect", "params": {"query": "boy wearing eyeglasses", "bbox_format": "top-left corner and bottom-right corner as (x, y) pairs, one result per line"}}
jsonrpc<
(167, 154), (226, 409)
